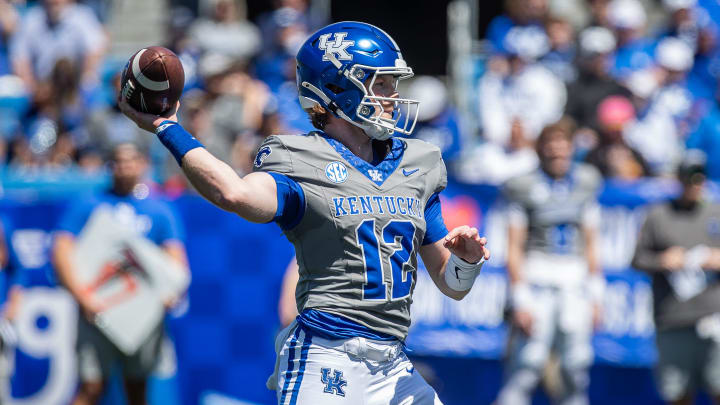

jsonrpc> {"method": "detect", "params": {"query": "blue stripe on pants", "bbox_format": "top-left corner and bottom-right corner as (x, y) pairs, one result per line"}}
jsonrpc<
(289, 334), (312, 405)
(279, 327), (301, 405)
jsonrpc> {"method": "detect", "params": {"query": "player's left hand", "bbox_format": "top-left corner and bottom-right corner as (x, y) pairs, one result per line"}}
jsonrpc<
(443, 225), (490, 264)
(118, 93), (179, 133)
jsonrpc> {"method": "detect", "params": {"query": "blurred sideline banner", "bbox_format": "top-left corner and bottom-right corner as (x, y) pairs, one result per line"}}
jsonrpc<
(3, 178), (711, 404)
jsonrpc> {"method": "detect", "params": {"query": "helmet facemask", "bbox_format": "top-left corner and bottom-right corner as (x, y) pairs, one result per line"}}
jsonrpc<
(345, 63), (420, 140)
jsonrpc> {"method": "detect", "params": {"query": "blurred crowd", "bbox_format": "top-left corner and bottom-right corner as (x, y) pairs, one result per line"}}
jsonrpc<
(0, 0), (719, 191)
(461, 0), (720, 184)
(0, 0), (327, 193)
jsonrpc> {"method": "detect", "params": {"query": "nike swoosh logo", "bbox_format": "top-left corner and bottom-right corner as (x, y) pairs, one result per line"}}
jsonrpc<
(402, 168), (419, 176)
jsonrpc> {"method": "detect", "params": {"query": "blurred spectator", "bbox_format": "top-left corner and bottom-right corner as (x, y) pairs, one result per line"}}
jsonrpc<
(404, 76), (462, 163)
(185, 53), (278, 177)
(632, 152), (720, 405)
(253, 20), (315, 135)
(86, 70), (150, 158)
(478, 32), (566, 146)
(254, 1), (317, 91)
(52, 143), (188, 405)
(187, 0), (260, 63)
(587, 0), (612, 28)
(0, 0), (19, 76)
(658, 0), (705, 48)
(584, 95), (651, 179)
(76, 146), (104, 174)
(486, 0), (549, 53)
(257, 0), (325, 58)
(9, 0), (107, 95)
(540, 15), (577, 83)
(607, 0), (655, 79)
(33, 59), (90, 139)
(625, 38), (695, 175)
(686, 85), (720, 182)
(687, 19), (720, 102)
(566, 26), (632, 132)
(457, 117), (538, 185)
(498, 121), (603, 405)
(178, 89), (235, 167)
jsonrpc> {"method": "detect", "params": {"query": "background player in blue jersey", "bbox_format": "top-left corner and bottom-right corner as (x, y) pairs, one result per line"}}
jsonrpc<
(52, 143), (188, 405)
(119, 21), (490, 404)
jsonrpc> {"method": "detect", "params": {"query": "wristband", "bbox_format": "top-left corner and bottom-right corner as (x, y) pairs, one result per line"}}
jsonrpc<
(444, 254), (485, 291)
(155, 120), (204, 165)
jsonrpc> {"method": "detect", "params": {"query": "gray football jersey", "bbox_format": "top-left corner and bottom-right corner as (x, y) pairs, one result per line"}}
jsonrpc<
(254, 132), (447, 340)
(503, 164), (601, 256)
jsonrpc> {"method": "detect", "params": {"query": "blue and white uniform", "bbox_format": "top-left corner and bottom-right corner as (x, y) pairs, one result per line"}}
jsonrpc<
(257, 130), (447, 404)
(497, 164), (602, 405)
(249, 19), (454, 405)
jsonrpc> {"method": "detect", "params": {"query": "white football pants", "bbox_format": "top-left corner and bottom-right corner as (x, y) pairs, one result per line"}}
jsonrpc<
(268, 322), (443, 405)
(497, 284), (594, 405)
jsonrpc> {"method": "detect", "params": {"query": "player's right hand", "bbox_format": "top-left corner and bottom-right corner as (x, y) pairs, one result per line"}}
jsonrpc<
(118, 93), (179, 133)
(513, 309), (534, 336)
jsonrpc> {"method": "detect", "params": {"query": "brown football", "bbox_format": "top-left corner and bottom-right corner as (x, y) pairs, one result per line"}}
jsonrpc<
(120, 46), (184, 115)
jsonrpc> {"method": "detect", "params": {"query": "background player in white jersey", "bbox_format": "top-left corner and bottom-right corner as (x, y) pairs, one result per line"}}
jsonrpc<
(119, 21), (490, 405)
(496, 121), (604, 405)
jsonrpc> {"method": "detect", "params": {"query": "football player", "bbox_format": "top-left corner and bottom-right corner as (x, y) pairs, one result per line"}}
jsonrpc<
(497, 121), (603, 405)
(120, 21), (490, 404)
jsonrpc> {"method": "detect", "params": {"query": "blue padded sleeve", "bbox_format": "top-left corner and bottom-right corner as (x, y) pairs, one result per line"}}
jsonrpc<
(267, 172), (306, 231)
(422, 192), (449, 245)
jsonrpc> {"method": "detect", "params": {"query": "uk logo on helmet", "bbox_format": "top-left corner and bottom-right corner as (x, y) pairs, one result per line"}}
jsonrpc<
(318, 32), (355, 61)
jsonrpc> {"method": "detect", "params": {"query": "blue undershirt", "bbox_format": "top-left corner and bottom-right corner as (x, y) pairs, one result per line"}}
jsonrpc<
(296, 309), (397, 341)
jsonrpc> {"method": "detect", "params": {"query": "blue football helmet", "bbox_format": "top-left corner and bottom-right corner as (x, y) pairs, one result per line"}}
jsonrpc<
(296, 21), (419, 140)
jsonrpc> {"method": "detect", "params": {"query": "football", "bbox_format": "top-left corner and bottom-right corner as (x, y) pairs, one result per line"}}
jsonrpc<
(120, 46), (184, 115)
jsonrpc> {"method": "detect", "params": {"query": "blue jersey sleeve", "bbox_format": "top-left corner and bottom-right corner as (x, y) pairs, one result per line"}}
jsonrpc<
(55, 199), (95, 236)
(267, 172), (306, 231)
(422, 192), (448, 245)
(151, 202), (185, 243)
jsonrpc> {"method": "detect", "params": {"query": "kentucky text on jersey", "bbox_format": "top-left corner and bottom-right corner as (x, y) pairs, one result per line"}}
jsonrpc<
(332, 195), (424, 218)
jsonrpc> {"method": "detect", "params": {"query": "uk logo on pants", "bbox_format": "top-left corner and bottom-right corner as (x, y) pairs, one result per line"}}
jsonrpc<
(320, 368), (347, 397)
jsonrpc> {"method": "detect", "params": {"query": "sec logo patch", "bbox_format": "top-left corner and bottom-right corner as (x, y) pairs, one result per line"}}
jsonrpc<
(325, 161), (348, 183)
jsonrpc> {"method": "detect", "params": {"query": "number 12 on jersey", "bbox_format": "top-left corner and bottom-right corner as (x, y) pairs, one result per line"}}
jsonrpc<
(356, 219), (416, 301)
